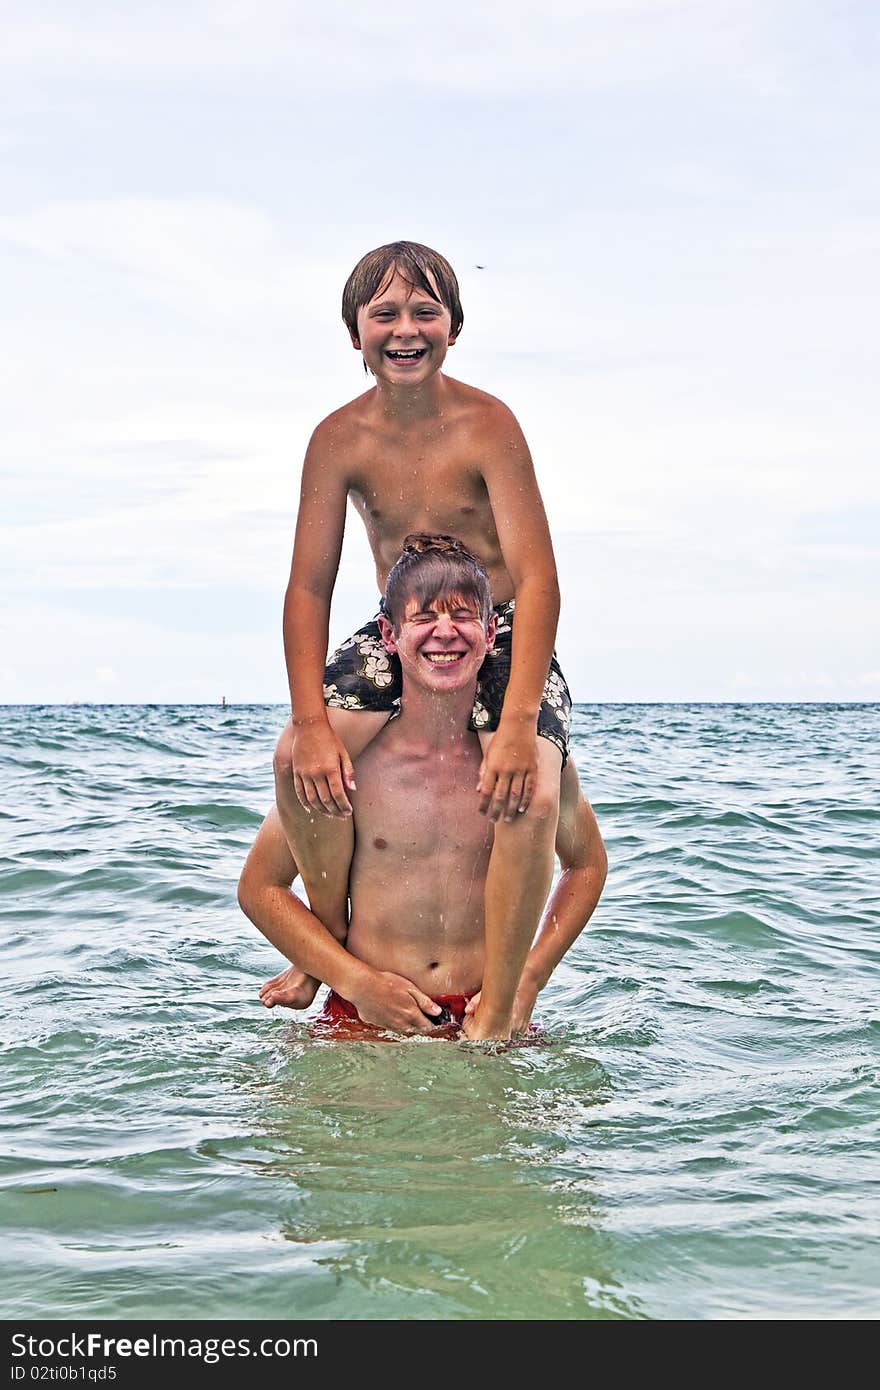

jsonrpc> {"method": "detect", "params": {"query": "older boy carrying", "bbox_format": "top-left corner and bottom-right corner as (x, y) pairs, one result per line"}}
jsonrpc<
(274, 241), (582, 1041)
(244, 537), (605, 1038)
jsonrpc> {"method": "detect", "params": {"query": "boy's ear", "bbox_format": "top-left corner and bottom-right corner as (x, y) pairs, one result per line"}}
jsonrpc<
(377, 613), (397, 653)
(349, 332), (361, 350)
(485, 611), (498, 650)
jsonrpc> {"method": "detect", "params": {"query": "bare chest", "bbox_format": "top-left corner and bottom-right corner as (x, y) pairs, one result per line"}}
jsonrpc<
(352, 740), (492, 868)
(347, 441), (500, 576)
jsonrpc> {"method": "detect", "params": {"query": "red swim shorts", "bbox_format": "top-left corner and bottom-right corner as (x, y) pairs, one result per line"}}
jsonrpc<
(312, 989), (475, 1041)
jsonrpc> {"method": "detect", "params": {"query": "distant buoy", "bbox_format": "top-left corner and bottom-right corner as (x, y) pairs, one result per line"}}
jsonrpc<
(221, 696), (226, 707)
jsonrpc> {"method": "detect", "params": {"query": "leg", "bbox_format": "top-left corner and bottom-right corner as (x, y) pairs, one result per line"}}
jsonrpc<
(463, 756), (608, 1033)
(464, 734), (563, 1040)
(269, 707), (389, 1006)
(504, 757), (606, 1033)
(538, 756), (608, 981)
(236, 811), (323, 1009)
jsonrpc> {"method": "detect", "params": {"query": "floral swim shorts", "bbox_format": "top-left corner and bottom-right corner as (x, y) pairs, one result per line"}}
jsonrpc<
(322, 598), (572, 764)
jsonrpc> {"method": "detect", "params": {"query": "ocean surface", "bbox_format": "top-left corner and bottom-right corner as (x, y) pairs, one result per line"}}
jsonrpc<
(1, 702), (878, 1321)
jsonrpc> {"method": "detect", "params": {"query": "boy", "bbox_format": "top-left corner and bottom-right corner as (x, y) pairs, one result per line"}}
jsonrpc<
(242, 538), (605, 1037)
(273, 241), (577, 1041)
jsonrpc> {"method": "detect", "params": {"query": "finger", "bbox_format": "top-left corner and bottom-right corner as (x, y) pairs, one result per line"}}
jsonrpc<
(293, 773), (311, 812)
(300, 775), (326, 812)
(488, 775), (513, 822)
(464, 991), (481, 1015)
(396, 1008), (435, 1036)
(312, 775), (341, 817)
(503, 773), (527, 823)
(518, 772), (536, 815)
(325, 770), (353, 816)
(414, 991), (442, 1017)
(477, 768), (497, 815)
(341, 754), (358, 793)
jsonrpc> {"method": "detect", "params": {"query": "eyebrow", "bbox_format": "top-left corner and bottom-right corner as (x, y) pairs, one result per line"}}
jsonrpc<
(410, 603), (481, 617)
(368, 295), (441, 311)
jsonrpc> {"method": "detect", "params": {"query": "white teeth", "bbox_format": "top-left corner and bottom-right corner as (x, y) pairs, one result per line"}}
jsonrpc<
(425, 653), (461, 663)
(387, 349), (423, 358)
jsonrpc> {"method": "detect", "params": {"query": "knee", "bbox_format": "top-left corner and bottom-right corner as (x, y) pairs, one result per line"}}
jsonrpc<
(237, 863), (257, 919)
(571, 816), (608, 883)
(529, 775), (561, 827)
(237, 844), (274, 918)
(272, 724), (295, 786)
(509, 786), (559, 840)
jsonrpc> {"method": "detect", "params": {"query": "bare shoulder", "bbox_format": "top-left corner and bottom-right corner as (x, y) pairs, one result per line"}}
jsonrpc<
(443, 376), (525, 445)
(304, 389), (376, 475)
(310, 389), (375, 445)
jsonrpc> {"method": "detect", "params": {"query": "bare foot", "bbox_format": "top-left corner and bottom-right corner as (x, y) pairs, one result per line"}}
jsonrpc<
(259, 966), (321, 1010)
(461, 1006), (512, 1042)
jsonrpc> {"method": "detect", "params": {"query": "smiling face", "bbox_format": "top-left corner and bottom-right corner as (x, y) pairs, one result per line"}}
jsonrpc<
(352, 268), (457, 384)
(378, 593), (496, 696)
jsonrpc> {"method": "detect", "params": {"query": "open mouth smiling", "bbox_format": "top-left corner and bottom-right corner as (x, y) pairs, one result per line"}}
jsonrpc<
(423, 651), (465, 665)
(385, 348), (427, 362)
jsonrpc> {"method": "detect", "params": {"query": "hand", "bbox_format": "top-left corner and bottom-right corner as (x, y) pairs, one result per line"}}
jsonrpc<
(477, 725), (538, 822)
(291, 718), (357, 817)
(349, 970), (444, 1035)
(464, 978), (538, 1037)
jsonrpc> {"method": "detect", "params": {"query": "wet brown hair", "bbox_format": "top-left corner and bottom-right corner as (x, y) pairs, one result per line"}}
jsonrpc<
(382, 534), (492, 631)
(342, 241), (464, 342)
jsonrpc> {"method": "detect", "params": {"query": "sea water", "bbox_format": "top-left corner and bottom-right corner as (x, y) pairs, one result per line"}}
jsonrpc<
(1, 703), (878, 1320)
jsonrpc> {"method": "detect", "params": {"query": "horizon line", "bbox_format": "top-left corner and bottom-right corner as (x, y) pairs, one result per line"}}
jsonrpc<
(2, 700), (877, 709)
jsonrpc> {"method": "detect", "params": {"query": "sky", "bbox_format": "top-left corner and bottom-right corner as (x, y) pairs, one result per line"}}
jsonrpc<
(1, 0), (878, 703)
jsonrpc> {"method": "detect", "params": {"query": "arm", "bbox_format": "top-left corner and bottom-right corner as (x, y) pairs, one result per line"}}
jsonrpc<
(238, 810), (443, 1033)
(283, 422), (357, 815)
(239, 808), (363, 998)
(478, 406), (560, 820)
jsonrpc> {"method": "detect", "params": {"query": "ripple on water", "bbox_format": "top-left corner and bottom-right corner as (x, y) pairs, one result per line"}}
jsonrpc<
(1, 702), (878, 1318)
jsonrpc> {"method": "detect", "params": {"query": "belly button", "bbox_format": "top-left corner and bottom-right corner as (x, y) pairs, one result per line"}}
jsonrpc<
(428, 962), (439, 970)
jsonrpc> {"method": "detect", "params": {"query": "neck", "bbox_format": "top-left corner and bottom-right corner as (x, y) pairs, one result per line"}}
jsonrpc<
(393, 679), (477, 752)
(374, 371), (450, 425)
